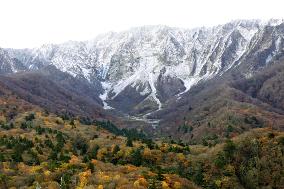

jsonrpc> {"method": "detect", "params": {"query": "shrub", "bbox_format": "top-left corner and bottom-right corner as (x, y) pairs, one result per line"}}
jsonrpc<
(25, 113), (35, 121)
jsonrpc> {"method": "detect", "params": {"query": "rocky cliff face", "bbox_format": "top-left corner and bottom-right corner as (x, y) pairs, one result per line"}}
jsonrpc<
(4, 19), (284, 118)
(0, 48), (26, 74)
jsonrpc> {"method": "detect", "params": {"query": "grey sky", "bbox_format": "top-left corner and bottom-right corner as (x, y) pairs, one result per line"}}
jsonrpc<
(0, 0), (283, 48)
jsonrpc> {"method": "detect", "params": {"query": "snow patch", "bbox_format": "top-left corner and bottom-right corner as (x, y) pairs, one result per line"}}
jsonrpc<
(238, 27), (258, 41)
(148, 71), (162, 110)
(266, 54), (273, 64)
(81, 67), (91, 81)
(139, 85), (151, 96)
(99, 82), (114, 110)
(275, 37), (282, 51)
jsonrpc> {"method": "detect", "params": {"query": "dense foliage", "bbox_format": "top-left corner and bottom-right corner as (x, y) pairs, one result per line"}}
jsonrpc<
(0, 95), (283, 188)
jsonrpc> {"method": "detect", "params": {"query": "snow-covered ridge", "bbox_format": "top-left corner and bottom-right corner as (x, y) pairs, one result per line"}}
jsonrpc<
(5, 19), (284, 113)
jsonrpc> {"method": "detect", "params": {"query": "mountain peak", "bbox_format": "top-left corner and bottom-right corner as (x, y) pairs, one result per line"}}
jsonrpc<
(5, 19), (284, 116)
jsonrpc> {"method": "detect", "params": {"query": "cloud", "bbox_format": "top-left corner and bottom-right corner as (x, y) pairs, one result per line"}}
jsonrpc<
(0, 0), (283, 48)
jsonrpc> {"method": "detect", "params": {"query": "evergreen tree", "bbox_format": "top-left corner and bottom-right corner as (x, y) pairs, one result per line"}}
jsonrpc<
(126, 137), (133, 147)
(156, 166), (165, 181)
(113, 145), (120, 154)
(90, 144), (100, 159)
(130, 148), (143, 166)
(88, 162), (95, 173)
(224, 139), (236, 162)
(11, 151), (23, 162)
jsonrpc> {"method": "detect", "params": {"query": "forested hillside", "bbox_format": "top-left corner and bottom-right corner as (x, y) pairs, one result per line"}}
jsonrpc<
(0, 91), (283, 188)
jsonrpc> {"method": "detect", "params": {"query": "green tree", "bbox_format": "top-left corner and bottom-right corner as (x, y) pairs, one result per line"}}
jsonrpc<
(156, 166), (165, 181)
(113, 145), (120, 154)
(223, 139), (236, 162)
(0, 153), (4, 162)
(214, 152), (226, 168)
(126, 137), (133, 147)
(89, 145), (100, 159)
(72, 135), (88, 155)
(130, 148), (143, 166)
(0, 173), (8, 189)
(25, 113), (35, 121)
(88, 162), (95, 173)
(11, 151), (23, 162)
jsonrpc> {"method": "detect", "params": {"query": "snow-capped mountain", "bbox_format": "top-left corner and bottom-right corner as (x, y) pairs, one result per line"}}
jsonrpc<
(0, 48), (26, 74)
(5, 19), (284, 117)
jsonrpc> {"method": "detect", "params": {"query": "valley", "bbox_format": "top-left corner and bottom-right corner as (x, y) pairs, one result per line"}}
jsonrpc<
(0, 19), (284, 188)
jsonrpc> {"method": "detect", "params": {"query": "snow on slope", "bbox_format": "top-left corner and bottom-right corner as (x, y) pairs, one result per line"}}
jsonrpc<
(6, 19), (284, 114)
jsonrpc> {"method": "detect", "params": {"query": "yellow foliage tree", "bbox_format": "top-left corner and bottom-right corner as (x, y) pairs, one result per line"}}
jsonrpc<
(176, 153), (186, 162)
(133, 177), (148, 188)
(97, 147), (108, 161)
(173, 181), (181, 189)
(0, 115), (6, 123)
(161, 181), (170, 189)
(69, 155), (80, 164)
(76, 170), (91, 189)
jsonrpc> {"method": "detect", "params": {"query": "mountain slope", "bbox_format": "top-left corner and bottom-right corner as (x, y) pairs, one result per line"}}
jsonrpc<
(0, 48), (26, 74)
(1, 19), (284, 137)
(6, 20), (284, 116)
(0, 70), (107, 120)
(0, 91), (283, 188)
(150, 60), (284, 142)
(0, 20), (284, 188)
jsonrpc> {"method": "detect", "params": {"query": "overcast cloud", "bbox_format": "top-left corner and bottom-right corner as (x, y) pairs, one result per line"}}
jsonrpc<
(0, 0), (283, 48)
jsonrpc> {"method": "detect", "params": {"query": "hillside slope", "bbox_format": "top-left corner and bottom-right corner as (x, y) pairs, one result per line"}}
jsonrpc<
(0, 93), (283, 188)
(152, 62), (284, 142)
